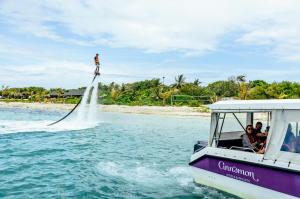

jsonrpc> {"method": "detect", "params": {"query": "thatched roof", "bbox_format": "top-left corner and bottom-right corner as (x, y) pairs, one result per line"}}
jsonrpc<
(63, 89), (85, 97)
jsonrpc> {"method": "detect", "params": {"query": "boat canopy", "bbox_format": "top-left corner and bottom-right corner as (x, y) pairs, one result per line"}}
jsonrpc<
(209, 99), (300, 112)
(208, 99), (300, 165)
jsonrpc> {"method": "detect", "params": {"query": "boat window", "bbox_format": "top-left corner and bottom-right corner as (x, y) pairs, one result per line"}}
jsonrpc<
(212, 112), (271, 154)
(281, 122), (300, 153)
(212, 113), (247, 149)
(253, 112), (271, 132)
(221, 113), (246, 133)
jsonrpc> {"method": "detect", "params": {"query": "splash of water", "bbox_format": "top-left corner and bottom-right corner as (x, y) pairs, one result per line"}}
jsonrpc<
(73, 77), (100, 127)
(87, 79), (99, 124)
(76, 84), (92, 123)
(0, 78), (101, 134)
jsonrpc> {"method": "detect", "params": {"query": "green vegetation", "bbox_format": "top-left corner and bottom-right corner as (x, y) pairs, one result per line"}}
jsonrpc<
(1, 75), (300, 107)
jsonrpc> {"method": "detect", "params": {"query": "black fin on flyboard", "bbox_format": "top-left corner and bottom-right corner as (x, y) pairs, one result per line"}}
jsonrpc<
(47, 73), (99, 126)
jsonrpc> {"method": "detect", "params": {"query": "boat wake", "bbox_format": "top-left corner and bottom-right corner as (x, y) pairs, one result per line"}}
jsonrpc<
(96, 161), (234, 198)
(97, 161), (193, 188)
(97, 161), (171, 185)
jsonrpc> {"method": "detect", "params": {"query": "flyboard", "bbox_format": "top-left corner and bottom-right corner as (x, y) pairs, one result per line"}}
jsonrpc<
(47, 73), (99, 126)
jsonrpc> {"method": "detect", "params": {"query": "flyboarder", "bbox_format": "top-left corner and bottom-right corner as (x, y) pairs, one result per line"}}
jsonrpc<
(48, 54), (101, 126)
(94, 53), (100, 76)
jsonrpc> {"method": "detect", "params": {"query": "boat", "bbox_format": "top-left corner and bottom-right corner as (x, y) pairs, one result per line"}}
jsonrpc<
(189, 99), (300, 199)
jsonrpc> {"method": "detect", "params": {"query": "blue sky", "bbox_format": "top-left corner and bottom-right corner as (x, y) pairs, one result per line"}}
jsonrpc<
(1, 0), (300, 88)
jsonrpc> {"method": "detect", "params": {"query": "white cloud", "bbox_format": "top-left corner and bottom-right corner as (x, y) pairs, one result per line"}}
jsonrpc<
(2, 0), (300, 88)
(1, 0), (300, 59)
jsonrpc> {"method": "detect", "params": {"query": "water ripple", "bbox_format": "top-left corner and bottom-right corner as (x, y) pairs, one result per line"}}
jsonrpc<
(0, 108), (238, 198)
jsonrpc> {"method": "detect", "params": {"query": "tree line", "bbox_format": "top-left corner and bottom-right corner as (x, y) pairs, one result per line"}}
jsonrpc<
(1, 75), (300, 106)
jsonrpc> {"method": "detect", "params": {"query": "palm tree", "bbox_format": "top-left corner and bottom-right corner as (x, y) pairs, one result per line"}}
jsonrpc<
(159, 88), (178, 105)
(121, 83), (126, 92)
(109, 82), (115, 90)
(236, 75), (246, 83)
(111, 87), (119, 101)
(175, 74), (186, 89)
(193, 79), (202, 86)
(153, 78), (160, 87)
(236, 75), (248, 100)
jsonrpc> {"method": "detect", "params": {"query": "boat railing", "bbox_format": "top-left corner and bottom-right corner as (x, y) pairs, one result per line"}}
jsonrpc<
(229, 146), (255, 153)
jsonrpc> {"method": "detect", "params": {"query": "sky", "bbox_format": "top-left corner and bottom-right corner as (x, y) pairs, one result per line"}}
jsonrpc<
(1, 0), (300, 88)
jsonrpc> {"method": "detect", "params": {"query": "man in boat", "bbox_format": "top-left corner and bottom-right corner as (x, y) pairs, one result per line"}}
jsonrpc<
(253, 121), (263, 135)
(254, 122), (265, 137)
(94, 53), (100, 76)
(253, 121), (268, 152)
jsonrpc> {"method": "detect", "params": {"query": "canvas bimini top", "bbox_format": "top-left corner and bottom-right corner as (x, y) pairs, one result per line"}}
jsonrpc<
(209, 99), (300, 111)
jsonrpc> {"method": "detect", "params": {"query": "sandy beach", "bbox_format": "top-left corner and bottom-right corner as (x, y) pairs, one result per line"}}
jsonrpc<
(0, 102), (210, 117)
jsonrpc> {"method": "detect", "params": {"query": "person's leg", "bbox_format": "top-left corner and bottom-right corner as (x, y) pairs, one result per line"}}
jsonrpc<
(95, 63), (98, 72)
(95, 64), (100, 75)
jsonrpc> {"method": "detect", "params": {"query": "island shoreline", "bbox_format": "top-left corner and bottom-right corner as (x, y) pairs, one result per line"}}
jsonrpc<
(0, 102), (210, 117)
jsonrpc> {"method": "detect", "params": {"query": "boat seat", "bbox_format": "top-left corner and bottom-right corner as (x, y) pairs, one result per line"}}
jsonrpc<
(217, 138), (243, 149)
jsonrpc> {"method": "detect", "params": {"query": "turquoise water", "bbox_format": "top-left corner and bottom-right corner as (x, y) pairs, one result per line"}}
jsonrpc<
(0, 107), (236, 198)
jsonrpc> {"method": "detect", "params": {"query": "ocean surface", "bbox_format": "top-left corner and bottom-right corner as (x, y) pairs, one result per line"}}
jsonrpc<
(0, 107), (238, 199)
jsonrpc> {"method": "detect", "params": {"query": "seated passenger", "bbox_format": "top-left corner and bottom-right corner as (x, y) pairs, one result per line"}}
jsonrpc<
(242, 124), (264, 152)
(253, 122), (263, 135)
(242, 125), (256, 148)
(254, 121), (267, 142)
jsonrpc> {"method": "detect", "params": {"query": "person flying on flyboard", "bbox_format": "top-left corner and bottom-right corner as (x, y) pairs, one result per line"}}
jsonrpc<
(94, 53), (100, 76)
(48, 54), (101, 126)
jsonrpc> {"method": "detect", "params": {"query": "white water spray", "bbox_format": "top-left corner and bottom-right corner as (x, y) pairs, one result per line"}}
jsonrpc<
(76, 84), (92, 122)
(87, 80), (99, 124)
(73, 77), (100, 126)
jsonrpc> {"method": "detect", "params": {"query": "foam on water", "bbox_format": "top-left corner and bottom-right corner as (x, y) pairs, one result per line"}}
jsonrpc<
(0, 119), (98, 134)
(97, 161), (197, 189)
(96, 161), (237, 198)
(97, 161), (168, 185)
